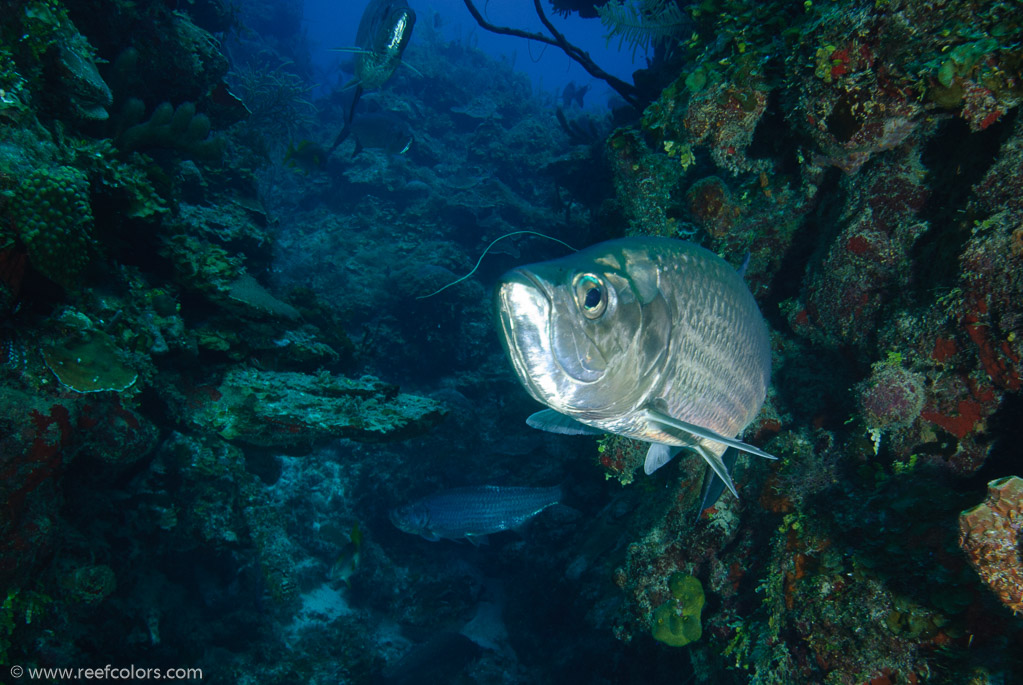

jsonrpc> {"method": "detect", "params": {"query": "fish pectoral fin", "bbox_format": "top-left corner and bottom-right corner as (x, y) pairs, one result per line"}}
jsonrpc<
(643, 443), (683, 475)
(466, 535), (489, 547)
(698, 447), (740, 518)
(526, 409), (605, 436)
(329, 47), (377, 54)
(693, 444), (739, 499)
(641, 409), (777, 461)
(399, 61), (424, 77)
(420, 531), (441, 542)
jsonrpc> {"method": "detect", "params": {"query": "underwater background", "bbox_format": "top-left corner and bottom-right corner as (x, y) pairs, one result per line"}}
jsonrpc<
(1, 0), (1022, 683)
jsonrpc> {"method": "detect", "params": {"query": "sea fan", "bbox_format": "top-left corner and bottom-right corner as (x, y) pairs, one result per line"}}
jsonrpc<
(596, 0), (690, 55)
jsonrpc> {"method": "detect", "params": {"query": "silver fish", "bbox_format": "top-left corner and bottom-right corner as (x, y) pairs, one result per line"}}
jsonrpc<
(352, 0), (416, 91)
(494, 237), (775, 498)
(330, 0), (416, 153)
(390, 485), (561, 544)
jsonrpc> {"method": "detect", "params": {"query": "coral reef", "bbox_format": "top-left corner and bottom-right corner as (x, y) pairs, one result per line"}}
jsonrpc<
(182, 368), (447, 448)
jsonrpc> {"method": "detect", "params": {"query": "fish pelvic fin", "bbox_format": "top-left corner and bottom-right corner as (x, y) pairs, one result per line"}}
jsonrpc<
(641, 409), (777, 461)
(526, 409), (604, 436)
(643, 443), (682, 475)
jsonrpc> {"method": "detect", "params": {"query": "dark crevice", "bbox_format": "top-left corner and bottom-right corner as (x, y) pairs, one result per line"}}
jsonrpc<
(748, 89), (802, 177)
(910, 110), (1017, 300)
(958, 392), (1023, 494)
(762, 167), (844, 326)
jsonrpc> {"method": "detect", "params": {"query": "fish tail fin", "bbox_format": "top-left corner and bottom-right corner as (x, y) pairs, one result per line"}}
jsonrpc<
(329, 123), (351, 153)
(697, 447), (740, 520)
(694, 444), (739, 500)
(329, 84), (364, 154)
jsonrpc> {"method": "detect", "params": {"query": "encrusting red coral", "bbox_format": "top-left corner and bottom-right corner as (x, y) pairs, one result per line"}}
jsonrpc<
(958, 476), (1023, 615)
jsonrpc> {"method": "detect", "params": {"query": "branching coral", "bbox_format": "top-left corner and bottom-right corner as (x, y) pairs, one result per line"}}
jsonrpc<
(462, 0), (639, 106)
(227, 56), (315, 144)
(596, 0), (691, 56)
(958, 476), (1023, 616)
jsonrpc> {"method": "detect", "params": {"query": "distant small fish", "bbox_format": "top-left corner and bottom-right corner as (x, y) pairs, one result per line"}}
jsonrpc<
(283, 139), (327, 174)
(390, 485), (561, 545)
(330, 0), (416, 153)
(561, 81), (590, 109)
(494, 237), (776, 506)
(328, 523), (363, 587)
(350, 0), (416, 92)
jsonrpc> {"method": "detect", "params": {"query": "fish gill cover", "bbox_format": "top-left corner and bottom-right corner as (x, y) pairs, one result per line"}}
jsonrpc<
(0, 0), (1021, 682)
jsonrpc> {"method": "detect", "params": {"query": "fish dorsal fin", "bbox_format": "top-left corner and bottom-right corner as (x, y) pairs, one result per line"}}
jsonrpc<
(641, 409), (777, 461)
(526, 409), (605, 435)
(643, 443), (682, 475)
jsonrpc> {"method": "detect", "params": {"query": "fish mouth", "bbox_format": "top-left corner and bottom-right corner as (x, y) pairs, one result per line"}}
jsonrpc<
(495, 269), (554, 404)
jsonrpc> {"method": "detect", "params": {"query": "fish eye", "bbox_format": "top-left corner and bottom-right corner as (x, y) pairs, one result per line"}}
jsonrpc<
(573, 273), (608, 319)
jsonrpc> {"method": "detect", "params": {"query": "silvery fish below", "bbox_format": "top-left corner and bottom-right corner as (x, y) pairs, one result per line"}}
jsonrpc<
(390, 485), (561, 544)
(494, 236), (776, 500)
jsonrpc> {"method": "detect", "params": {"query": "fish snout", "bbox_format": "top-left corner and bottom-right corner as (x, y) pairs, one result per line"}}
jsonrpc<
(494, 270), (555, 399)
(388, 506), (409, 532)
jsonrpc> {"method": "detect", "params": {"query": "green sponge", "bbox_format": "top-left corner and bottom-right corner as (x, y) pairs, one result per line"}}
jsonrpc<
(651, 573), (705, 646)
